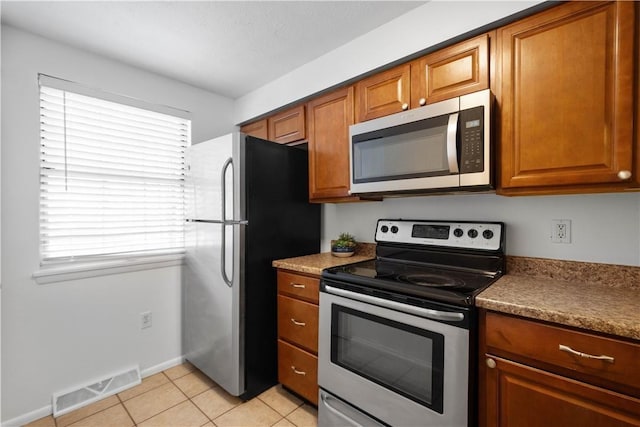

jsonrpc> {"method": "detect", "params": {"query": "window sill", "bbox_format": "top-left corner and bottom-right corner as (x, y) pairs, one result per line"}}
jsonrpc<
(32, 253), (185, 284)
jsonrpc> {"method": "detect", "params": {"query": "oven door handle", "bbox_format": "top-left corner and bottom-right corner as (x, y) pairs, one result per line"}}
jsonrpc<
(323, 285), (465, 322)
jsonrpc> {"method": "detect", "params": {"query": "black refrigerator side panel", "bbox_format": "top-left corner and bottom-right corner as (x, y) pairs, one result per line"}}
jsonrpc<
(242, 136), (321, 399)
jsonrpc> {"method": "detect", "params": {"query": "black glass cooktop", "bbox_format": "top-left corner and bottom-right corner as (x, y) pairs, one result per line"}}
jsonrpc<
(322, 258), (500, 306)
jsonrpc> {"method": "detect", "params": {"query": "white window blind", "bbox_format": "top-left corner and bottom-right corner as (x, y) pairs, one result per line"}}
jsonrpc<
(39, 79), (191, 262)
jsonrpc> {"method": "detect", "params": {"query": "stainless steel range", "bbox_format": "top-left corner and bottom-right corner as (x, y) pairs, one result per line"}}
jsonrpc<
(318, 219), (505, 427)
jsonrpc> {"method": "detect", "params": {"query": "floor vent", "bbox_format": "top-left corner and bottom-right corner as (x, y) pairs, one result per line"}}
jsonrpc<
(52, 366), (141, 417)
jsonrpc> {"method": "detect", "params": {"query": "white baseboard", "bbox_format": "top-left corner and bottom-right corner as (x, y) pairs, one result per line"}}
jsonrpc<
(2, 404), (52, 427)
(140, 356), (185, 378)
(2, 356), (186, 427)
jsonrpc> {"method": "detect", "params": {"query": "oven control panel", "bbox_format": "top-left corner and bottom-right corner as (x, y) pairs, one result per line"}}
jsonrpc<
(375, 219), (503, 251)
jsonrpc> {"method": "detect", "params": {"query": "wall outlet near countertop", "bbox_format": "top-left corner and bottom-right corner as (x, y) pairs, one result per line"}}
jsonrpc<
(551, 219), (571, 244)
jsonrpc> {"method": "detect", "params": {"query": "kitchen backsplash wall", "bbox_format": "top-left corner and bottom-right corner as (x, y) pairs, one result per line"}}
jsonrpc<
(322, 192), (640, 267)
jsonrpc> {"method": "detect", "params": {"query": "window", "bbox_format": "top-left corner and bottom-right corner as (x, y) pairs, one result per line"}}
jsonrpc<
(39, 75), (191, 263)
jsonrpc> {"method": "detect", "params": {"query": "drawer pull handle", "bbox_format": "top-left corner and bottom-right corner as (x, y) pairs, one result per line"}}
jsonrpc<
(291, 366), (306, 376)
(290, 318), (306, 327)
(290, 283), (306, 289)
(559, 344), (615, 363)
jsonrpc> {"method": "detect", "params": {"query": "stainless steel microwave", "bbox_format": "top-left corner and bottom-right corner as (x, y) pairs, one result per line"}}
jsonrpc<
(349, 89), (493, 195)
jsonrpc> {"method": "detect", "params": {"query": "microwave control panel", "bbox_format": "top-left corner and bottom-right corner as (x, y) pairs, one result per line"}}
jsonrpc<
(459, 106), (484, 174)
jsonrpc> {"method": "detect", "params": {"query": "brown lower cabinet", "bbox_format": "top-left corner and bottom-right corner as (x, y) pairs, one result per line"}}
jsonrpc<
(480, 310), (640, 426)
(276, 269), (320, 405)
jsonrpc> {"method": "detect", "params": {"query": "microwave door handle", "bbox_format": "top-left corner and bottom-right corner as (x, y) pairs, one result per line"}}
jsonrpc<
(447, 113), (459, 173)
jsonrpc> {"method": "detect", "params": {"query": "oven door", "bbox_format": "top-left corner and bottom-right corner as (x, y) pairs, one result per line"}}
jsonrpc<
(318, 285), (469, 427)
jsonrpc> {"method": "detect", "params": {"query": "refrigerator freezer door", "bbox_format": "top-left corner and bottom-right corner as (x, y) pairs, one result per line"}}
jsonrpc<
(184, 134), (244, 396)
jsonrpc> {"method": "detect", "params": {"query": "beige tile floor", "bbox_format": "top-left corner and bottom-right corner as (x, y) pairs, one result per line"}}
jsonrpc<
(25, 362), (317, 427)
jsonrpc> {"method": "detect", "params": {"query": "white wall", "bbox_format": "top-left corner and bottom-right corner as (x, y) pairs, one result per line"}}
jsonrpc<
(234, 1), (541, 123)
(322, 193), (640, 267)
(1, 25), (235, 423)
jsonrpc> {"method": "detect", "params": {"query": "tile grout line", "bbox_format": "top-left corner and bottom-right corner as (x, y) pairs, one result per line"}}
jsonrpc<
(54, 397), (121, 427)
(131, 376), (192, 426)
(116, 392), (137, 427)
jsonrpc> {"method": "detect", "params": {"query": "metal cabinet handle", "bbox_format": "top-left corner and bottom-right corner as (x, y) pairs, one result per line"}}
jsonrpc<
(419, 97), (427, 106)
(486, 358), (496, 369)
(291, 366), (306, 375)
(401, 103), (409, 110)
(290, 283), (306, 289)
(618, 170), (632, 180)
(559, 344), (615, 363)
(290, 318), (306, 327)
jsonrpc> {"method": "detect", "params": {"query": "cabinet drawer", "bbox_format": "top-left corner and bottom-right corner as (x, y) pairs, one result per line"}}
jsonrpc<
(486, 311), (640, 394)
(277, 270), (319, 304)
(278, 295), (318, 353)
(278, 339), (318, 405)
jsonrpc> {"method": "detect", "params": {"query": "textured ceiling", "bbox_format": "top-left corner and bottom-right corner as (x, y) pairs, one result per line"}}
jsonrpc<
(1, 1), (426, 99)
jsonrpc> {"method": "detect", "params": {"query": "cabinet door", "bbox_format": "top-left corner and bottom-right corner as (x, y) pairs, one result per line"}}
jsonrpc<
(355, 64), (411, 122)
(411, 33), (489, 107)
(499, 1), (635, 192)
(268, 105), (306, 144)
(307, 86), (356, 201)
(240, 119), (268, 139)
(484, 356), (640, 427)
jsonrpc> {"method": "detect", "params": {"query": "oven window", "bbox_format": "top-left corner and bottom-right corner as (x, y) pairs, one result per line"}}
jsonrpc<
(330, 305), (444, 413)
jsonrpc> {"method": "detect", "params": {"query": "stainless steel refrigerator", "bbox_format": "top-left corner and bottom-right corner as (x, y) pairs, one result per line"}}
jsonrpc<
(183, 133), (320, 399)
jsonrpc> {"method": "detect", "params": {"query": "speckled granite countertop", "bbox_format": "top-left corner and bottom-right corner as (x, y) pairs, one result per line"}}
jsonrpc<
(477, 256), (640, 341)
(272, 243), (376, 276)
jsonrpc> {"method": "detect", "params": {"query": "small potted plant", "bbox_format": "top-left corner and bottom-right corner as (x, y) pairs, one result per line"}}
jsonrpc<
(331, 232), (357, 257)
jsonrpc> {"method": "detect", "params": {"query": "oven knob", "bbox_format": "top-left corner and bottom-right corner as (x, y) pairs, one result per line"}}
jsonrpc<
(381, 225), (389, 233)
(483, 229), (494, 239)
(453, 228), (464, 238)
(468, 229), (478, 238)
(390, 226), (399, 234)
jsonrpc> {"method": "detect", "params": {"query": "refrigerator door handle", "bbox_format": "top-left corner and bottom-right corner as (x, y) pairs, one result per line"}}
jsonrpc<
(185, 219), (248, 225)
(221, 157), (234, 288)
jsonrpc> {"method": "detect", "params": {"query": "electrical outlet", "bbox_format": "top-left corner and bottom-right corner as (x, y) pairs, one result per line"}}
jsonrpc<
(141, 311), (152, 329)
(551, 219), (571, 244)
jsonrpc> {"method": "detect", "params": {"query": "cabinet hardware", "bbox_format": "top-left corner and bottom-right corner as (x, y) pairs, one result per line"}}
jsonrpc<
(617, 170), (632, 180)
(291, 366), (306, 375)
(486, 358), (496, 369)
(290, 318), (306, 326)
(419, 98), (427, 106)
(290, 283), (306, 288)
(401, 103), (409, 110)
(559, 344), (615, 363)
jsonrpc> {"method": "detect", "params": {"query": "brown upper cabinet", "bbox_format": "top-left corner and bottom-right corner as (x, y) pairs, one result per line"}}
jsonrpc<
(355, 33), (489, 123)
(240, 105), (306, 144)
(240, 119), (268, 139)
(355, 64), (411, 122)
(411, 33), (490, 107)
(268, 105), (306, 144)
(307, 86), (357, 202)
(497, 1), (637, 195)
